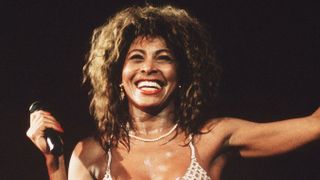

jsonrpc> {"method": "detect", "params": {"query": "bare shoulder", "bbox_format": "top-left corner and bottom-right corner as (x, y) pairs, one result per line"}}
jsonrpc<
(193, 118), (228, 155)
(200, 117), (226, 133)
(69, 136), (108, 179)
(72, 136), (106, 166)
(73, 136), (104, 156)
(195, 117), (228, 144)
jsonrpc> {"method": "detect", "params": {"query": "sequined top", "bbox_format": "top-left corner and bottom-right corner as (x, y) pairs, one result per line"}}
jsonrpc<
(103, 137), (211, 180)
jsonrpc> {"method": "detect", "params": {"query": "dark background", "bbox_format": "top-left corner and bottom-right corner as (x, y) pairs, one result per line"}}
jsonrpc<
(1, 0), (320, 179)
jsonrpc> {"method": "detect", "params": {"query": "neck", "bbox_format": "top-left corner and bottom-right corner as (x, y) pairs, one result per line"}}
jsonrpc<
(128, 102), (176, 136)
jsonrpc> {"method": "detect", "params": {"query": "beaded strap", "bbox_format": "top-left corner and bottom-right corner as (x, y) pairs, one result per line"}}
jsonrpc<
(103, 149), (112, 180)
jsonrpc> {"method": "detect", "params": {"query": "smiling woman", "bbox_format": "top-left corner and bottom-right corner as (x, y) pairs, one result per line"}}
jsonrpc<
(26, 4), (320, 180)
(122, 36), (178, 112)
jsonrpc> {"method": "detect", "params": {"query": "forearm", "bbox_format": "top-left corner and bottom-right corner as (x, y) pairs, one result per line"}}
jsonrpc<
(45, 155), (67, 180)
(228, 110), (320, 157)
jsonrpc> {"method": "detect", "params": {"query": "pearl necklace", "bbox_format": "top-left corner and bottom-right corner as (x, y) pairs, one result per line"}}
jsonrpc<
(129, 124), (178, 142)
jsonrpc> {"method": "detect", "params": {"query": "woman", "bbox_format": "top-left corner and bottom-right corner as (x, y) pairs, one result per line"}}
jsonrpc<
(26, 5), (320, 180)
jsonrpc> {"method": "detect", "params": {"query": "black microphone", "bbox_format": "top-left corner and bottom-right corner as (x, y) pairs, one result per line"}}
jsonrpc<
(29, 101), (63, 156)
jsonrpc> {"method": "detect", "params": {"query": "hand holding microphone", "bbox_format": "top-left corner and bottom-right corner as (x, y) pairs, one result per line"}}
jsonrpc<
(26, 101), (64, 156)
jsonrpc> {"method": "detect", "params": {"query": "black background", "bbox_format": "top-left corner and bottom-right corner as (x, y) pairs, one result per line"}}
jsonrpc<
(1, 0), (320, 179)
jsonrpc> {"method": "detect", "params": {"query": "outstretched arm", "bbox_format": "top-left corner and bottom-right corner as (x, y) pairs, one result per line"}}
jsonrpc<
(223, 107), (320, 157)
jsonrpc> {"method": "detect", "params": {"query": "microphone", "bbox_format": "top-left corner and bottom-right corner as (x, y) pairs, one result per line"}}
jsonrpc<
(29, 101), (63, 156)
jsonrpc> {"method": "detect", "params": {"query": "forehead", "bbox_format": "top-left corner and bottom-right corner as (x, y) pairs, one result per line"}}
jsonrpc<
(128, 36), (169, 51)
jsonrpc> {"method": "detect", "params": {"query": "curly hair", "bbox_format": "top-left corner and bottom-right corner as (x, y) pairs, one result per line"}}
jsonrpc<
(83, 5), (220, 151)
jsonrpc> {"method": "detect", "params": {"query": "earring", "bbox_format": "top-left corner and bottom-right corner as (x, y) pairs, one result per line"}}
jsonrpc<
(119, 83), (125, 101)
(178, 85), (182, 89)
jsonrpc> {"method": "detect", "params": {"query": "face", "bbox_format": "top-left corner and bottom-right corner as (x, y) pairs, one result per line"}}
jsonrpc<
(121, 36), (178, 112)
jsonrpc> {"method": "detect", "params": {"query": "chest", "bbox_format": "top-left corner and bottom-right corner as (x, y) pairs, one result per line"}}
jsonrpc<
(92, 136), (226, 180)
(110, 143), (195, 180)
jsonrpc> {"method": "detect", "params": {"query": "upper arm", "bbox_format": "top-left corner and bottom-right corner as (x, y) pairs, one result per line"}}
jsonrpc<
(223, 118), (264, 156)
(223, 118), (287, 157)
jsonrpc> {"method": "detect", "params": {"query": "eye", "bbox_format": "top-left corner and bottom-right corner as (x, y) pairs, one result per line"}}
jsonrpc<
(157, 55), (174, 62)
(129, 54), (144, 61)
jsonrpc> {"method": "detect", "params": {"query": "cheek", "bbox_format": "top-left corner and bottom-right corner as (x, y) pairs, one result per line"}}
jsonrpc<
(121, 64), (137, 95)
(121, 64), (132, 82)
(168, 72), (178, 83)
(121, 68), (132, 96)
(164, 65), (178, 82)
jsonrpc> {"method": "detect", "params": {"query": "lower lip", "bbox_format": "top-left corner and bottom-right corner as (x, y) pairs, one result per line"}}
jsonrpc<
(139, 88), (162, 95)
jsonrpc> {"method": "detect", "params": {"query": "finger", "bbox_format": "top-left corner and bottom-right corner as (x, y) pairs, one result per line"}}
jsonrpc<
(27, 118), (63, 143)
(26, 128), (49, 153)
(30, 110), (51, 119)
(43, 121), (64, 133)
(31, 113), (58, 125)
(31, 114), (64, 132)
(36, 110), (51, 115)
(34, 118), (64, 133)
(26, 124), (45, 142)
(30, 111), (51, 124)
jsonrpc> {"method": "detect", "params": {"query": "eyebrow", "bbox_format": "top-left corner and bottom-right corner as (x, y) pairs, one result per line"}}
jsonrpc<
(127, 48), (173, 56)
(155, 49), (173, 56)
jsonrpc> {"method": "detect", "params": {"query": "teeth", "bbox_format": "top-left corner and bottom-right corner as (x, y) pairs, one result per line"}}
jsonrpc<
(137, 81), (161, 89)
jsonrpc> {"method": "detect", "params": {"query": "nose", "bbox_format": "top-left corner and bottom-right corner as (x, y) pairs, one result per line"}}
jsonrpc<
(140, 59), (158, 74)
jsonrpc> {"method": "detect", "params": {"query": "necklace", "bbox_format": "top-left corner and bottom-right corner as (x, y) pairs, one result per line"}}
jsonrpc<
(129, 124), (178, 142)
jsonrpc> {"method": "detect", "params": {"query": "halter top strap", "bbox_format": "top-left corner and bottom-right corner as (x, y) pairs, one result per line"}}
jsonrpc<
(107, 149), (112, 169)
(103, 149), (112, 180)
(188, 135), (197, 160)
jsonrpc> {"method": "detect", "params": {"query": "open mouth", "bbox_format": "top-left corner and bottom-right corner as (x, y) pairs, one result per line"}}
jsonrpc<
(135, 80), (165, 94)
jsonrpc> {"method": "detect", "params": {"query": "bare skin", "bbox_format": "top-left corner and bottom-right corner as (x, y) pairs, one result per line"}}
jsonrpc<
(27, 36), (320, 180)
(68, 111), (320, 180)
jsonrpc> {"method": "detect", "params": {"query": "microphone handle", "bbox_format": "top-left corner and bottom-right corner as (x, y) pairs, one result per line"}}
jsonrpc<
(44, 128), (63, 156)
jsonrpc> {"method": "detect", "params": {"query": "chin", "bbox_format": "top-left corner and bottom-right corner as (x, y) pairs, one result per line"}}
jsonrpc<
(135, 101), (164, 110)
(129, 97), (174, 113)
